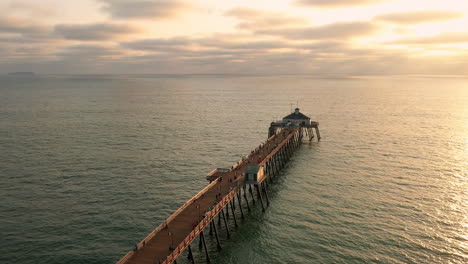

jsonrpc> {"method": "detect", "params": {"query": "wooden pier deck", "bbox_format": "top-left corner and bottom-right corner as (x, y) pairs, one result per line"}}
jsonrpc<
(117, 127), (304, 264)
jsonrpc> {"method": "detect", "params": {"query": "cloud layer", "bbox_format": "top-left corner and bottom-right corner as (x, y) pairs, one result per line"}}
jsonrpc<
(375, 10), (463, 24)
(296, 0), (387, 8)
(226, 8), (307, 30)
(0, 16), (50, 35)
(257, 21), (377, 40)
(388, 32), (468, 45)
(0, 0), (467, 75)
(99, 0), (190, 19)
(54, 23), (139, 41)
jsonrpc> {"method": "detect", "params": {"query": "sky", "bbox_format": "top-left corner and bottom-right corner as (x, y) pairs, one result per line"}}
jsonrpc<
(0, 0), (467, 75)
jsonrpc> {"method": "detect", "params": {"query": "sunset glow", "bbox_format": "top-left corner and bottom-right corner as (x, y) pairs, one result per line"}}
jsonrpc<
(1, 0), (467, 74)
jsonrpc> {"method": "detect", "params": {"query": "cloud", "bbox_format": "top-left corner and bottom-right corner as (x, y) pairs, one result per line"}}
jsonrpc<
(119, 35), (373, 74)
(118, 47), (427, 75)
(217, 40), (288, 50)
(122, 36), (289, 54)
(0, 16), (59, 64)
(54, 23), (139, 41)
(375, 10), (464, 24)
(59, 44), (121, 55)
(197, 36), (288, 51)
(117, 34), (467, 76)
(99, 0), (190, 19)
(225, 8), (307, 30)
(122, 37), (192, 52)
(1, 44), (129, 74)
(1, 2), (467, 76)
(0, 39), (60, 66)
(56, 44), (124, 60)
(388, 32), (468, 45)
(296, 0), (387, 8)
(3, 37), (468, 75)
(116, 50), (316, 74)
(297, 41), (345, 52)
(9, 0), (56, 16)
(257, 21), (377, 40)
(0, 16), (50, 35)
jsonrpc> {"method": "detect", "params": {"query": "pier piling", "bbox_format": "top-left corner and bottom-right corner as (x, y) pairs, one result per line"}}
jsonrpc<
(263, 183), (270, 206)
(221, 210), (230, 239)
(243, 186), (251, 212)
(256, 185), (266, 212)
(200, 231), (210, 264)
(249, 185), (256, 204)
(212, 218), (222, 250)
(230, 200), (238, 228)
(187, 244), (195, 263)
(237, 192), (244, 219)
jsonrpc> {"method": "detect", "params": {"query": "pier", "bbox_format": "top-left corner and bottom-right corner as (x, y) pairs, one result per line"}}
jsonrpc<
(117, 109), (320, 264)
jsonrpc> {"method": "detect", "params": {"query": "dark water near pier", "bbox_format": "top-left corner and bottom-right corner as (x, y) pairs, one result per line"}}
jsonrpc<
(0, 75), (466, 263)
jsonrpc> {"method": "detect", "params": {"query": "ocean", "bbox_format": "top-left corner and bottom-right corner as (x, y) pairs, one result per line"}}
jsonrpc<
(0, 74), (466, 263)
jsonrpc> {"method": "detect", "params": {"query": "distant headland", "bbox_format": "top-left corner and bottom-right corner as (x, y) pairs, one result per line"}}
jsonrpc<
(8, 72), (35, 76)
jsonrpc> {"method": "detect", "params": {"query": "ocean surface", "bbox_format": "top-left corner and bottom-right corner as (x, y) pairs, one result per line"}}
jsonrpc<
(0, 75), (466, 264)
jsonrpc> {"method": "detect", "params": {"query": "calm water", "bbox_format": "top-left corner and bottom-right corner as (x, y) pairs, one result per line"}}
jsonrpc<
(0, 75), (466, 263)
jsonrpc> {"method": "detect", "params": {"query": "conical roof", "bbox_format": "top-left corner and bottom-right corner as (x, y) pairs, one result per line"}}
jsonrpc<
(283, 108), (310, 120)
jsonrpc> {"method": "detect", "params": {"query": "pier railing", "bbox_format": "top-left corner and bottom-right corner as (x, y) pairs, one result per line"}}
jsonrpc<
(117, 179), (220, 264)
(117, 125), (308, 264)
(259, 127), (299, 167)
(162, 187), (239, 264)
(161, 128), (301, 263)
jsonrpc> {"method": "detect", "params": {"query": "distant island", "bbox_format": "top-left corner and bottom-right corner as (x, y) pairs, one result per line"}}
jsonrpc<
(8, 72), (35, 76)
